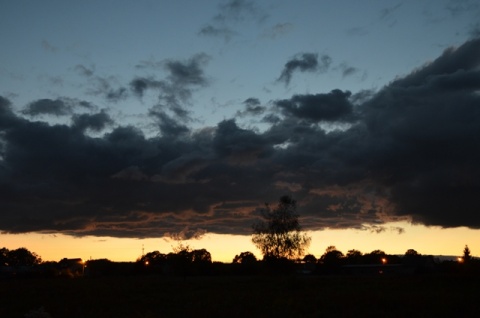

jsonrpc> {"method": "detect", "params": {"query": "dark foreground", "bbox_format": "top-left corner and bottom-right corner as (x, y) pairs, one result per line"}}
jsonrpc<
(2, 274), (480, 317)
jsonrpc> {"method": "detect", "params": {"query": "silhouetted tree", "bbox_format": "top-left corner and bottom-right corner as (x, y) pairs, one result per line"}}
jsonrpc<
(302, 254), (317, 264)
(403, 249), (422, 267)
(140, 250), (168, 266)
(346, 249), (363, 265)
(252, 195), (311, 260)
(191, 249), (212, 263)
(405, 249), (419, 257)
(363, 250), (387, 264)
(86, 259), (113, 276)
(190, 248), (212, 275)
(232, 251), (258, 275)
(0, 247), (9, 266)
(320, 246), (344, 273)
(6, 247), (41, 266)
(162, 245), (213, 276)
(167, 245), (193, 276)
(233, 251), (257, 264)
(321, 246), (344, 261)
(136, 251), (169, 274)
(463, 245), (472, 263)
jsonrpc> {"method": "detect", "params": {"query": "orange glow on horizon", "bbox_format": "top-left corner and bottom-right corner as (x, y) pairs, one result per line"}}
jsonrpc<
(1, 221), (480, 263)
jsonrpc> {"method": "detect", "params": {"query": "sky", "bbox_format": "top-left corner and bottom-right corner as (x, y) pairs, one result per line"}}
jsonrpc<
(1, 0), (480, 263)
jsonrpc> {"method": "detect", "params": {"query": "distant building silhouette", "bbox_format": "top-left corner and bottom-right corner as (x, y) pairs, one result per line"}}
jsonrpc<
(59, 258), (85, 276)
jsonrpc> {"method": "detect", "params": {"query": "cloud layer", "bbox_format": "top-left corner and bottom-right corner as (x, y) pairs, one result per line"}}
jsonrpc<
(1, 38), (479, 239)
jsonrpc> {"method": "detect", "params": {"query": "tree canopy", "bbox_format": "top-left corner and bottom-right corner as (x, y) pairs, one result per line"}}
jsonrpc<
(0, 247), (42, 266)
(252, 195), (311, 260)
(463, 245), (472, 263)
(232, 251), (257, 264)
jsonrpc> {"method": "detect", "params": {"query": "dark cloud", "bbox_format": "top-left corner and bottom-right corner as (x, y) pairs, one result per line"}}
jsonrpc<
(213, 119), (272, 164)
(277, 53), (331, 85)
(130, 78), (149, 97)
(71, 111), (113, 132)
(23, 99), (71, 116)
(22, 98), (95, 116)
(275, 90), (355, 122)
(350, 89), (376, 105)
(131, 54), (210, 120)
(148, 109), (190, 137)
(129, 77), (163, 98)
(105, 87), (128, 102)
(393, 39), (480, 88)
(1, 38), (480, 239)
(236, 98), (266, 117)
(165, 53), (210, 87)
(358, 38), (480, 228)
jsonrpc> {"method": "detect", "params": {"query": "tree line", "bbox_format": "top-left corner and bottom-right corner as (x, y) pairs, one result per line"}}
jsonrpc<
(1, 196), (479, 277)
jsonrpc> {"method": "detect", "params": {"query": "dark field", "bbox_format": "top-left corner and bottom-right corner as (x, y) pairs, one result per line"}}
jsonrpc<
(2, 274), (480, 317)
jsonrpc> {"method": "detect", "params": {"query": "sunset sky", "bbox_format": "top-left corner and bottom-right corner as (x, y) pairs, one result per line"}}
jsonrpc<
(1, 0), (480, 263)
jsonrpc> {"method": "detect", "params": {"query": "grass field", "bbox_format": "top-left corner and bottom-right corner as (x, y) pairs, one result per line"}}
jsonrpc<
(2, 274), (480, 317)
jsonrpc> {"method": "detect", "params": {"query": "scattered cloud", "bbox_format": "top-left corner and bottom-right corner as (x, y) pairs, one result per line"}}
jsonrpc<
(445, 0), (480, 16)
(74, 64), (95, 77)
(236, 98), (266, 117)
(215, 0), (267, 23)
(379, 3), (403, 20)
(338, 62), (359, 78)
(149, 53), (211, 122)
(198, 0), (268, 41)
(277, 53), (332, 86)
(261, 23), (293, 39)
(470, 22), (480, 38)
(346, 26), (369, 37)
(86, 76), (128, 103)
(198, 25), (237, 42)
(41, 40), (59, 53)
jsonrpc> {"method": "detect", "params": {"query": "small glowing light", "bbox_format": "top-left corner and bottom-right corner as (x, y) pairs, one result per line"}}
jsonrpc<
(457, 257), (464, 263)
(381, 258), (387, 264)
(145, 260), (149, 265)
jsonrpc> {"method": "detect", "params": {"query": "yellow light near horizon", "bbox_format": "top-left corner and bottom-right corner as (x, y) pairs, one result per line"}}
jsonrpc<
(1, 221), (480, 263)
